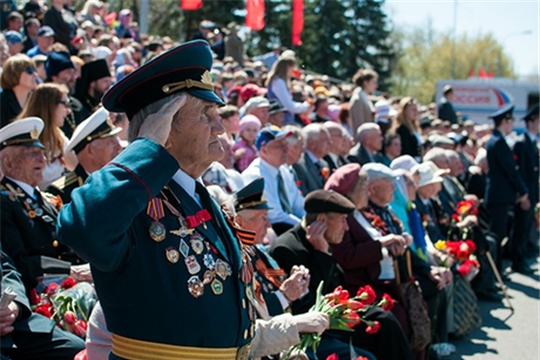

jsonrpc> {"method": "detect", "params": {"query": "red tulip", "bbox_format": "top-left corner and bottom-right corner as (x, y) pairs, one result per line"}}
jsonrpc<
(29, 288), (41, 305)
(61, 277), (77, 290)
(63, 311), (77, 325)
(46, 283), (59, 296)
(365, 321), (380, 334)
(348, 300), (365, 310)
(326, 354), (339, 360)
(34, 304), (52, 318)
(73, 320), (87, 337)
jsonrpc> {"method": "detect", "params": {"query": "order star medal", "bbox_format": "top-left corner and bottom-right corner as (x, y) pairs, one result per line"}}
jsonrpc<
(187, 276), (204, 298)
(166, 246), (180, 263)
(149, 221), (166, 242)
(190, 233), (204, 254)
(215, 259), (230, 280)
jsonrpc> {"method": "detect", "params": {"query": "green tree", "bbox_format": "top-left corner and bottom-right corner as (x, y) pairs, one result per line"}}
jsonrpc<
(389, 22), (516, 104)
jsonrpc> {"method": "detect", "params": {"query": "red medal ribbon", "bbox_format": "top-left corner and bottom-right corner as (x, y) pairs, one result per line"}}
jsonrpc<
(185, 209), (212, 228)
(146, 198), (165, 221)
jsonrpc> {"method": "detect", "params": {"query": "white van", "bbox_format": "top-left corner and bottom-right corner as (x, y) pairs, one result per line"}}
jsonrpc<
(435, 79), (539, 129)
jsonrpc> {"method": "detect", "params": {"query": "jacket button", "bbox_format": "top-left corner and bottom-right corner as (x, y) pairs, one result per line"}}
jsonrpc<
(52, 240), (59, 247)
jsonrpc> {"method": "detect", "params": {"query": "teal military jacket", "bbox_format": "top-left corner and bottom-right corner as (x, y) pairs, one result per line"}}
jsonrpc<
(57, 138), (254, 347)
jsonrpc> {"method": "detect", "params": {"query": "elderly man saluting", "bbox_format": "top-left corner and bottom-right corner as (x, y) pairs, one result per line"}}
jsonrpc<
(57, 40), (254, 359)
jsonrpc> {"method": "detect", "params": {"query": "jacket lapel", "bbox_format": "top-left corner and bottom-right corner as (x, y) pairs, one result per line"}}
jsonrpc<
(166, 181), (231, 262)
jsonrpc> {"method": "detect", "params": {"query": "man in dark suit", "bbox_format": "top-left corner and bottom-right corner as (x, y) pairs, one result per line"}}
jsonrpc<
(437, 85), (458, 124)
(485, 105), (529, 272)
(47, 107), (123, 203)
(323, 122), (350, 173)
(270, 189), (415, 360)
(293, 123), (331, 195)
(347, 122), (383, 165)
(0, 118), (86, 294)
(511, 104), (539, 273)
(0, 248), (85, 360)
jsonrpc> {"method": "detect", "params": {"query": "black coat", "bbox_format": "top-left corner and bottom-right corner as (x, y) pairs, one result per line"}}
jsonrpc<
(292, 153), (329, 196)
(46, 164), (88, 204)
(347, 143), (380, 166)
(437, 97), (458, 124)
(323, 154), (348, 173)
(514, 134), (539, 204)
(43, 6), (72, 48)
(485, 129), (528, 205)
(396, 124), (420, 159)
(0, 89), (22, 128)
(0, 177), (82, 293)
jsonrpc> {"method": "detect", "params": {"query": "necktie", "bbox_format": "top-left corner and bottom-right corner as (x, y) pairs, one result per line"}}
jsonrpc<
(34, 189), (43, 205)
(277, 171), (292, 213)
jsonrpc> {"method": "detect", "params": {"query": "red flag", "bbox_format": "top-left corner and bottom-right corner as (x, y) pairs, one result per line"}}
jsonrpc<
(246, 0), (265, 30)
(292, 0), (304, 46)
(181, 0), (202, 10)
(468, 68), (475, 78)
(478, 68), (487, 78)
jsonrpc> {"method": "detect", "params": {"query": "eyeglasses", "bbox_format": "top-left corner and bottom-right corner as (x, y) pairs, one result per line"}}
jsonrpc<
(24, 67), (37, 75)
(56, 99), (70, 107)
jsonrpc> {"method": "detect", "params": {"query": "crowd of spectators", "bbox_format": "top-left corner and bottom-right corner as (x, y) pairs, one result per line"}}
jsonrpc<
(0, 1), (538, 360)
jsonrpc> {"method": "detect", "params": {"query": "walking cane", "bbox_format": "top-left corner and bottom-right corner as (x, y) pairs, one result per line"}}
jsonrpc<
(485, 251), (514, 313)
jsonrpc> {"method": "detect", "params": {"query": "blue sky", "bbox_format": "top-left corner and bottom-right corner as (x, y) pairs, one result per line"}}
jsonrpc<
(384, 0), (539, 78)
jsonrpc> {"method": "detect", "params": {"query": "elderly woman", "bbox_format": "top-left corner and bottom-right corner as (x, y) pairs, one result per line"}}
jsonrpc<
(323, 164), (415, 352)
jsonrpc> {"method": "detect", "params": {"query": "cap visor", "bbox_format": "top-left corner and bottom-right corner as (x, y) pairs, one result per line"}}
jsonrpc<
(187, 88), (225, 106)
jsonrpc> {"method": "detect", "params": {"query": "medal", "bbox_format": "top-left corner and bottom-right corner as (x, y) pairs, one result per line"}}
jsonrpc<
(42, 215), (53, 223)
(166, 247), (180, 263)
(35, 208), (43, 217)
(184, 255), (201, 274)
(27, 210), (36, 218)
(179, 239), (190, 258)
(211, 279), (224, 295)
(191, 235), (204, 254)
(170, 218), (194, 238)
(203, 253), (215, 270)
(245, 286), (254, 301)
(202, 269), (214, 284)
(149, 221), (166, 242)
(215, 259), (229, 280)
(187, 276), (204, 298)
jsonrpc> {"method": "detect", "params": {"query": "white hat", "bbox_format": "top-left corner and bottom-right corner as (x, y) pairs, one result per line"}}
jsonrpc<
(417, 162), (445, 188)
(0, 117), (45, 150)
(424, 160), (450, 177)
(390, 155), (419, 173)
(374, 100), (397, 124)
(245, 96), (270, 109)
(66, 107), (121, 153)
(363, 163), (400, 182)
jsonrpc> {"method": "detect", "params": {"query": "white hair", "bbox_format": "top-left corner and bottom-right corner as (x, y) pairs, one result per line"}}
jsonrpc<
(323, 121), (346, 135)
(444, 149), (460, 162)
(423, 147), (447, 164)
(356, 123), (380, 142)
(474, 148), (487, 166)
(301, 123), (327, 147)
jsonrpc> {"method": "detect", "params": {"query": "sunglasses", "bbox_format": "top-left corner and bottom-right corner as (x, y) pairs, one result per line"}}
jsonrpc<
(56, 99), (70, 107)
(24, 67), (37, 75)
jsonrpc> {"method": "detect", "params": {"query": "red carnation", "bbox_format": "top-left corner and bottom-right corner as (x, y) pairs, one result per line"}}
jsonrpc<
(34, 304), (52, 318)
(365, 321), (380, 334)
(380, 293), (395, 311)
(356, 285), (376, 305)
(465, 240), (476, 253)
(326, 354), (339, 360)
(61, 277), (77, 290)
(342, 309), (361, 328)
(29, 288), (41, 305)
(451, 214), (461, 222)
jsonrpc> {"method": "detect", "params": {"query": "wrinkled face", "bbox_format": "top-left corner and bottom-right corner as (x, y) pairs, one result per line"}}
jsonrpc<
(236, 209), (271, 245)
(448, 157), (463, 177)
(1, 146), (46, 187)
(417, 182), (438, 199)
(348, 179), (368, 209)
(309, 130), (332, 158)
(328, 129), (344, 154)
(168, 99), (225, 173)
(217, 136), (234, 169)
(250, 107), (269, 124)
(286, 137), (303, 165)
(321, 212), (349, 244)
(89, 135), (123, 169)
(368, 179), (395, 206)
(365, 128), (383, 151)
(260, 137), (288, 168)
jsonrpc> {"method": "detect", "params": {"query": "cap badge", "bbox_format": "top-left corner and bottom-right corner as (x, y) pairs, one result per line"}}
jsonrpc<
(201, 70), (213, 86)
(30, 127), (39, 140)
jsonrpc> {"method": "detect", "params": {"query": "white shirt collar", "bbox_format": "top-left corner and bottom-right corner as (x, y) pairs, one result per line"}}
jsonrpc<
(6, 176), (38, 199)
(171, 168), (202, 202)
(259, 158), (279, 177)
(305, 149), (320, 164)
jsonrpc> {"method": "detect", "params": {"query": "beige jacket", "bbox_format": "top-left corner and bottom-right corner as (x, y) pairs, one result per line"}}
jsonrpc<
(349, 87), (375, 133)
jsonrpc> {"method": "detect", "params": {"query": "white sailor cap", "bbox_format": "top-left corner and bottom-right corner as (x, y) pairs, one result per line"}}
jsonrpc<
(66, 107), (122, 154)
(0, 117), (45, 150)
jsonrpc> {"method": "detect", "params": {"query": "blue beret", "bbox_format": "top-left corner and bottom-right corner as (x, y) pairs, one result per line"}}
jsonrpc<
(45, 51), (75, 80)
(102, 40), (224, 119)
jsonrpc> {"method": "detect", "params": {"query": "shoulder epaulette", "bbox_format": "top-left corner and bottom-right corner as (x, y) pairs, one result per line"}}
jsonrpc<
(51, 172), (80, 190)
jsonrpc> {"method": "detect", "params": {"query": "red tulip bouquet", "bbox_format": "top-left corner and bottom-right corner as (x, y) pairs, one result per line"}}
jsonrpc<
(287, 282), (394, 358)
(30, 275), (96, 338)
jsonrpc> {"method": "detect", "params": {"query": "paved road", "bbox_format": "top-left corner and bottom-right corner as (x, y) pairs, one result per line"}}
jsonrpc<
(449, 259), (539, 360)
